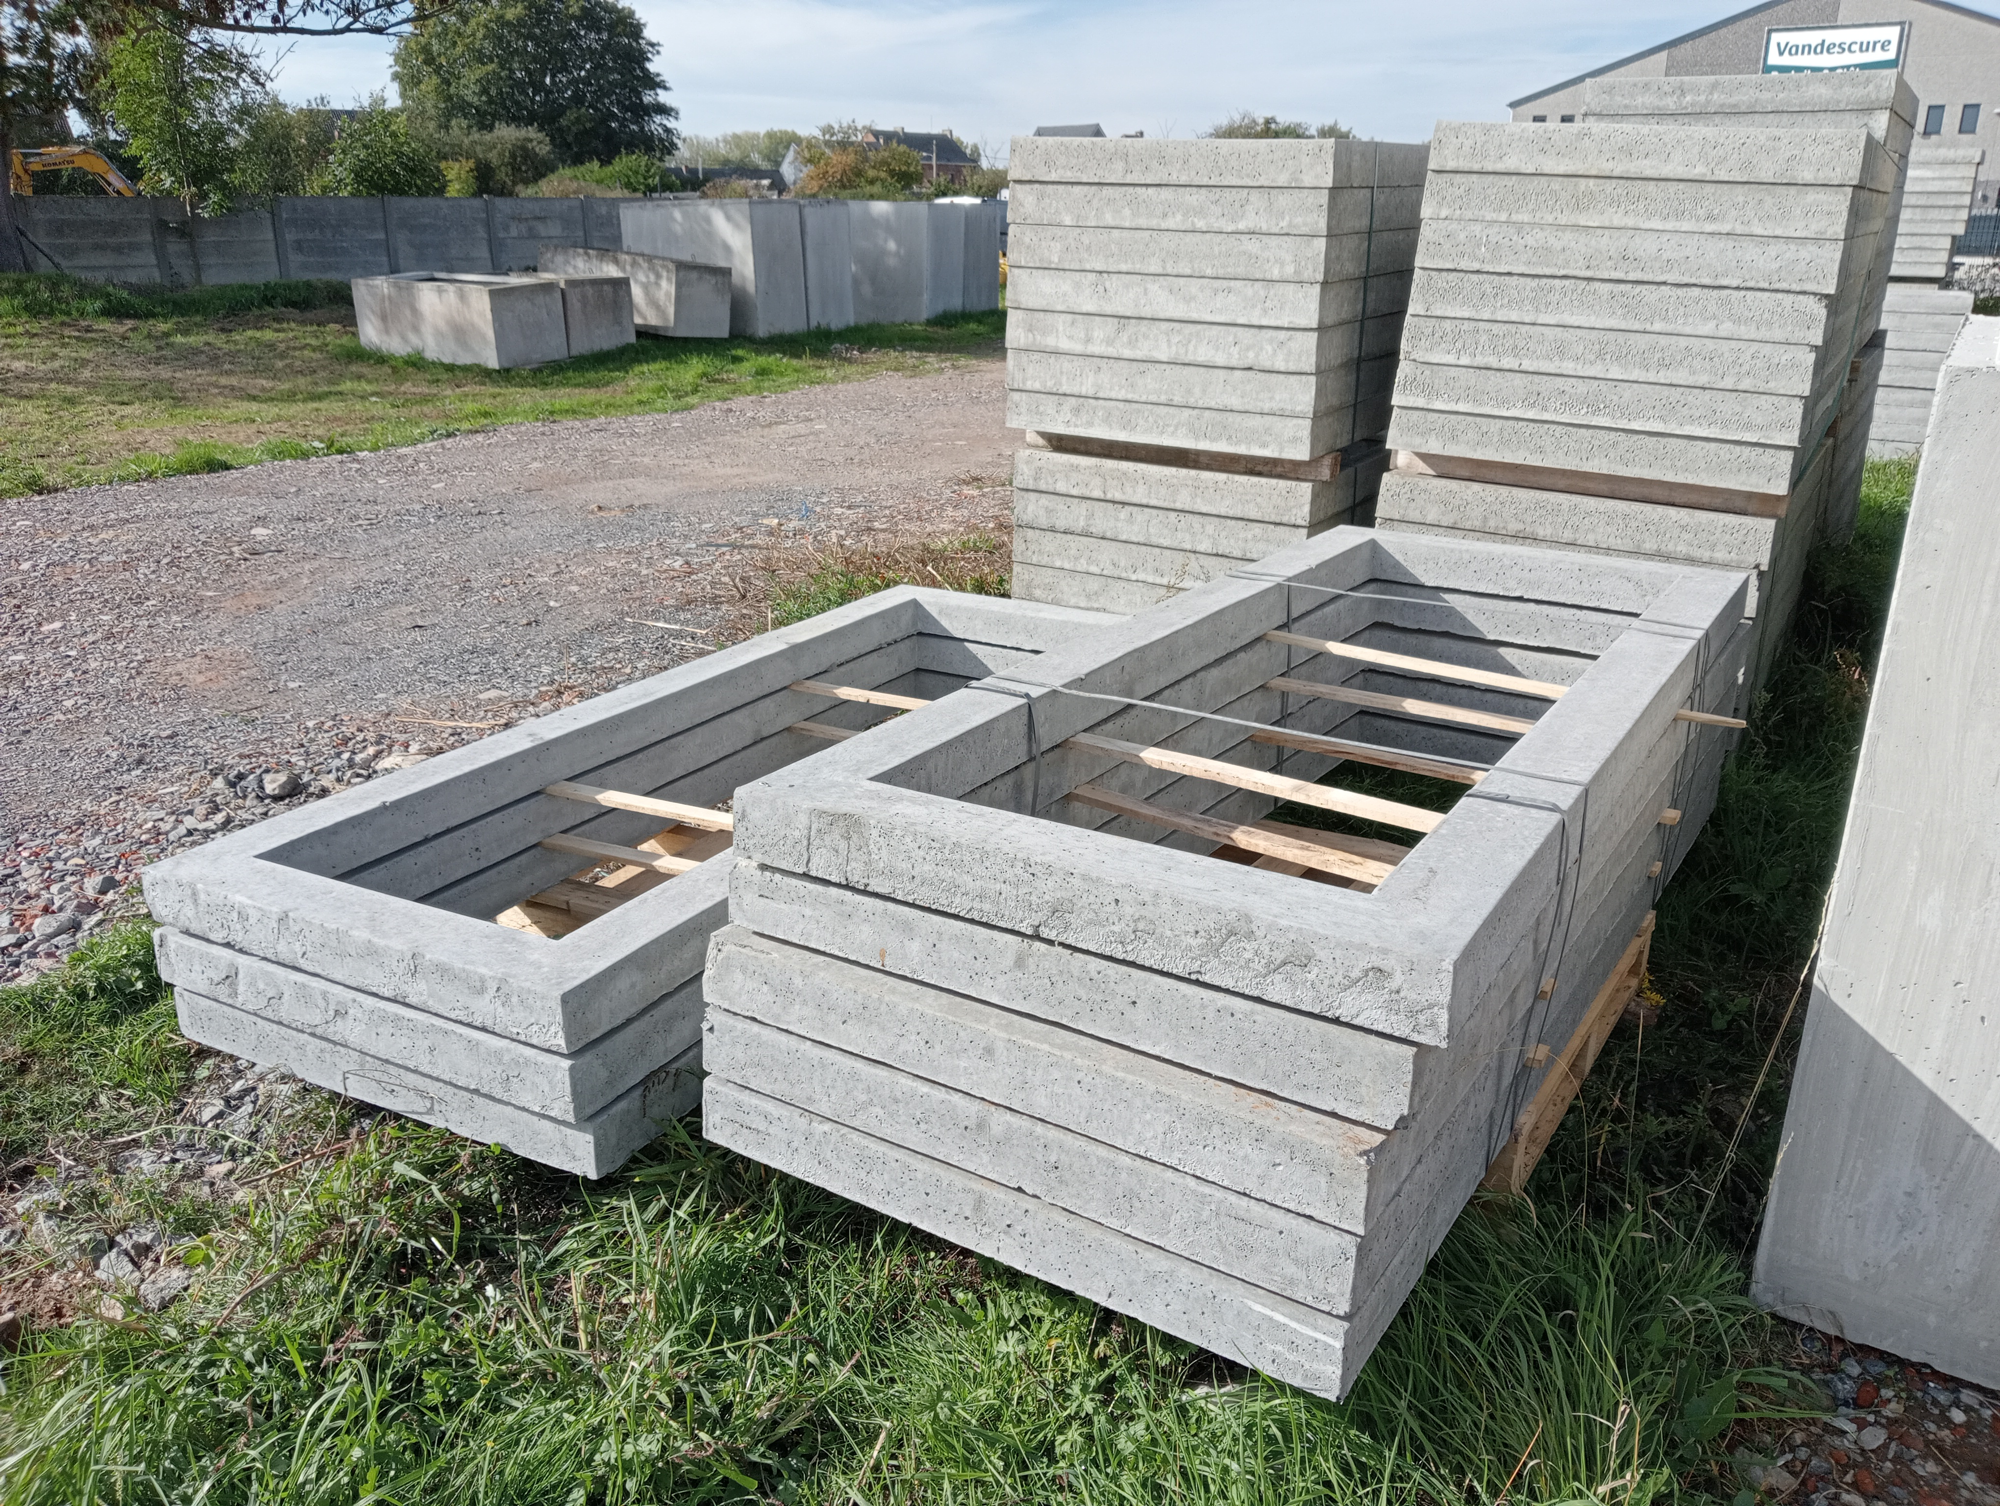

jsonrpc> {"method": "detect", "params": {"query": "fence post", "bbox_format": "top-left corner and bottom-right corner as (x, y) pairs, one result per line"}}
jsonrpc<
(485, 195), (501, 270)
(271, 198), (293, 280)
(381, 196), (398, 273)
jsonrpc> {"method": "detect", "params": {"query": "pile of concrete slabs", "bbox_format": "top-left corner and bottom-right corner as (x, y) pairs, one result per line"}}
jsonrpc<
(1753, 317), (2000, 1391)
(1379, 118), (1897, 692)
(353, 270), (633, 368)
(1870, 285), (1975, 455)
(539, 245), (731, 338)
(1891, 143), (1984, 282)
(142, 588), (1116, 1177)
(1003, 136), (1430, 614)
(702, 525), (1751, 1398)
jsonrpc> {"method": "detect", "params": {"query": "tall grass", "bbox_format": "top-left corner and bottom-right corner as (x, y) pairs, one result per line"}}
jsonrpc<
(0, 272), (352, 322)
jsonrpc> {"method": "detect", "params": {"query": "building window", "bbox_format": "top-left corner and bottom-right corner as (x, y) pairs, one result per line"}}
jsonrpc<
(1560, 114), (1576, 123)
(1962, 103), (1982, 134)
(1924, 104), (1946, 135)
(1532, 114), (1547, 122)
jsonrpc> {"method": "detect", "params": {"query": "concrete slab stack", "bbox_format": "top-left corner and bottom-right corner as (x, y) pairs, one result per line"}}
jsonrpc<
(539, 246), (731, 338)
(1379, 118), (1898, 691)
(1869, 286), (1974, 454)
(1890, 143), (1984, 282)
(141, 589), (1117, 1178)
(703, 525), (1752, 1398)
(1003, 137), (1430, 612)
(1752, 317), (2000, 1391)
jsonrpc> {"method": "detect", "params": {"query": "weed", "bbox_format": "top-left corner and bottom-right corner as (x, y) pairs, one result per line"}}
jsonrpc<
(0, 272), (352, 322)
(764, 533), (1008, 629)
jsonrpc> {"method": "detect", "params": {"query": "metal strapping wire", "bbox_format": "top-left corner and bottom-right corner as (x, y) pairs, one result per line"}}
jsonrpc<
(977, 682), (1047, 816)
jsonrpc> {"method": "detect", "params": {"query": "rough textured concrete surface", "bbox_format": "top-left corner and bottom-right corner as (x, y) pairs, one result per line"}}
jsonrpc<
(708, 525), (1750, 1398)
(618, 200), (808, 337)
(534, 273), (635, 356)
(797, 199), (856, 330)
(143, 589), (1118, 1174)
(1752, 317), (2000, 1391)
(352, 273), (570, 369)
(538, 246), (730, 338)
(1889, 145), (1983, 282)
(1870, 286), (1973, 454)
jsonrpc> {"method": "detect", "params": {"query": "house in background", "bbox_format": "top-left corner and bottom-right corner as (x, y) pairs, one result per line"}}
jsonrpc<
(1510, 0), (2000, 210)
(776, 128), (980, 190)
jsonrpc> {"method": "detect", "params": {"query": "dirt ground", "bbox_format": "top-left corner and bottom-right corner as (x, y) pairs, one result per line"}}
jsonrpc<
(1, 356), (1015, 835)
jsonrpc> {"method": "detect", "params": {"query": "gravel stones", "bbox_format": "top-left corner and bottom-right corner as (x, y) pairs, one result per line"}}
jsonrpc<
(260, 770), (300, 798)
(137, 1265), (192, 1312)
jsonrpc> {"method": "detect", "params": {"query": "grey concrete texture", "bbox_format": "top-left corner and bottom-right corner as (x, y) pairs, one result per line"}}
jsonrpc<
(1007, 222), (1420, 285)
(1007, 387), (1391, 464)
(795, 200), (857, 330)
(538, 246), (731, 338)
(1823, 331), (1882, 546)
(1580, 72), (1917, 153)
(1007, 264), (1411, 333)
(351, 273), (571, 369)
(923, 201), (968, 319)
(1428, 120), (1899, 193)
(141, 588), (1119, 1049)
(1014, 448), (1347, 528)
(619, 199), (809, 337)
(1007, 136), (1430, 191)
(961, 201), (1005, 313)
(1751, 316), (2000, 1391)
(1005, 182), (1423, 239)
(1870, 287), (1974, 453)
(1007, 307), (1406, 376)
(534, 273), (636, 357)
(1009, 347), (1395, 422)
(847, 201), (932, 325)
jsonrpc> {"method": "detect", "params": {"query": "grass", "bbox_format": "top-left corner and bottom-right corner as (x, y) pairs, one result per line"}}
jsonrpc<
(0, 271), (1006, 499)
(0, 461), (1918, 1503)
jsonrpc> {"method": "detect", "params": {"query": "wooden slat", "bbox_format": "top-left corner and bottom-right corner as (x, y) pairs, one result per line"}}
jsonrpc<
(1028, 428), (1340, 483)
(1481, 914), (1656, 1195)
(790, 679), (930, 711)
(1265, 631), (1569, 701)
(495, 901), (586, 938)
(1673, 709), (1748, 729)
(1067, 731), (1444, 835)
(1245, 726), (1485, 785)
(1064, 783), (1397, 886)
(789, 720), (859, 742)
(528, 878), (639, 920)
(1267, 676), (1537, 735)
(538, 833), (703, 875)
(1249, 818), (1412, 868)
(1392, 449), (1789, 520)
(543, 780), (734, 831)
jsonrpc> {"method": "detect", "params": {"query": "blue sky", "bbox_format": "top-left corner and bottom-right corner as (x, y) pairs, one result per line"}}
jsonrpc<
(248, 1), (1988, 159)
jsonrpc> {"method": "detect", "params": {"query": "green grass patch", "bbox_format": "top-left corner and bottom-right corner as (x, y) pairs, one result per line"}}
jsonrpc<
(0, 272), (1004, 499)
(766, 534), (1009, 628)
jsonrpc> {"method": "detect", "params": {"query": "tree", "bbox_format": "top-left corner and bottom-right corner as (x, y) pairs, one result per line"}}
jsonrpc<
(228, 92), (340, 202)
(1206, 111), (1352, 140)
(675, 127), (801, 170)
(309, 96), (443, 194)
(100, 20), (265, 211)
(393, 0), (676, 165)
(795, 138), (921, 198)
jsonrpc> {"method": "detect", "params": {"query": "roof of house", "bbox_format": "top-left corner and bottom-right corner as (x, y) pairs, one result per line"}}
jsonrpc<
(1510, 0), (2000, 108)
(1033, 123), (1107, 137)
(861, 129), (978, 165)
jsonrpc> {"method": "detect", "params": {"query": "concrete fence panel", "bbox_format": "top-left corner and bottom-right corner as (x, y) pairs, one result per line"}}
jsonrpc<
(277, 196), (392, 280)
(384, 197), (495, 274)
(489, 197), (588, 271)
(15, 195), (166, 283)
(190, 207), (284, 284)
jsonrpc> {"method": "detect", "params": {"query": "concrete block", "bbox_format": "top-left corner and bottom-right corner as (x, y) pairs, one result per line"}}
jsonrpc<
(141, 589), (1122, 1174)
(1007, 263), (1407, 332)
(1007, 136), (1431, 191)
(1752, 317), (2000, 1390)
(351, 273), (570, 369)
(1009, 347), (1393, 423)
(533, 273), (635, 356)
(1006, 182), (1423, 239)
(1581, 72), (1917, 159)
(1009, 221), (1420, 284)
(1428, 120), (1896, 193)
(924, 201), (966, 318)
(1015, 448), (1344, 529)
(1007, 307), (1404, 375)
(618, 200), (808, 337)
(797, 199), (856, 330)
(539, 246), (730, 338)
(1008, 388), (1389, 464)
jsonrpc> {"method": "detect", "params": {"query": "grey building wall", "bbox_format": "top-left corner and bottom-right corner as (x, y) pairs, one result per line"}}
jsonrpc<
(1512, 0), (2000, 202)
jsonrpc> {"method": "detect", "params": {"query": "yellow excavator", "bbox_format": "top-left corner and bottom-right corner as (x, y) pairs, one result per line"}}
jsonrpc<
(9, 146), (137, 196)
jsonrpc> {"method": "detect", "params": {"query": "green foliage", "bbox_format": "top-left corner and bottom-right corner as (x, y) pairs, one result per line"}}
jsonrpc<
(440, 156), (477, 195)
(412, 118), (556, 194)
(394, 0), (679, 165)
(0, 269), (350, 319)
(768, 535), (1008, 627)
(796, 138), (922, 198)
(310, 98), (445, 196)
(1207, 110), (1352, 139)
(675, 126), (803, 169)
(99, 22), (264, 212)
(227, 93), (340, 203)
(925, 165), (1008, 198)
(0, 923), (191, 1164)
(1975, 295), (2000, 316)
(552, 150), (667, 193)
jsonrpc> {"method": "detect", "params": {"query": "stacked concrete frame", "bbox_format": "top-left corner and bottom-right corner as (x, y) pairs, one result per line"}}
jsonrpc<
(1380, 115), (1899, 693)
(141, 589), (1118, 1178)
(1003, 137), (1430, 612)
(703, 526), (1752, 1398)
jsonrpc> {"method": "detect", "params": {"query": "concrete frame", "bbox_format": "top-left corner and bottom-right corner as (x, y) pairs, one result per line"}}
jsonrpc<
(531, 273), (635, 357)
(352, 273), (570, 369)
(142, 589), (1119, 1176)
(538, 246), (731, 338)
(705, 526), (1751, 1397)
(1752, 317), (2000, 1389)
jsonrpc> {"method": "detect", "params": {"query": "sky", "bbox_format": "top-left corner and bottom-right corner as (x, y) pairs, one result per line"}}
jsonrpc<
(248, 0), (1992, 160)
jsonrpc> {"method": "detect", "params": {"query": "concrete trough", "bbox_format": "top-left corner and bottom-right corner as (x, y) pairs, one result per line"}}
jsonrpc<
(141, 589), (1119, 1177)
(352, 272), (571, 369)
(705, 525), (1751, 1398)
(539, 245), (730, 338)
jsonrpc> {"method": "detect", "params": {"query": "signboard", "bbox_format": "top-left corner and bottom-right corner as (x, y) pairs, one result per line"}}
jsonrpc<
(1762, 22), (1907, 72)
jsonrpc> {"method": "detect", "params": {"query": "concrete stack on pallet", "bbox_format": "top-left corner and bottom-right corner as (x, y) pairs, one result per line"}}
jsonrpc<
(1753, 317), (2000, 1390)
(1890, 143), (1984, 281)
(141, 589), (1116, 1178)
(352, 271), (634, 368)
(1003, 137), (1429, 612)
(1871, 145), (1983, 455)
(702, 525), (1752, 1399)
(1377, 117), (1898, 692)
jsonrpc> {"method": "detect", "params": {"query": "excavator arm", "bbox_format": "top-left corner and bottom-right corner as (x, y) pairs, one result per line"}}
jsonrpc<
(10, 147), (137, 197)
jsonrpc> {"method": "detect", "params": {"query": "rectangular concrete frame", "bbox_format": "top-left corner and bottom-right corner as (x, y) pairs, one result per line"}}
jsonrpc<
(618, 200), (808, 337)
(1390, 121), (1896, 497)
(1751, 317), (2000, 1390)
(706, 525), (1750, 1397)
(538, 246), (730, 338)
(351, 273), (570, 369)
(141, 588), (1120, 1175)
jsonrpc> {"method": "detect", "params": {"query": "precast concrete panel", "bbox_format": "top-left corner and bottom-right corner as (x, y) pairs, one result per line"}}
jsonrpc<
(849, 201), (930, 324)
(539, 245), (730, 337)
(797, 199), (856, 330)
(278, 196), (392, 279)
(384, 197), (495, 274)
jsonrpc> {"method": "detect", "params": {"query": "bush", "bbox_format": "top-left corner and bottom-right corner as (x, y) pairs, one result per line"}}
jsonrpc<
(228, 95), (339, 204)
(414, 120), (558, 195)
(310, 101), (445, 197)
(441, 157), (478, 196)
(796, 139), (922, 197)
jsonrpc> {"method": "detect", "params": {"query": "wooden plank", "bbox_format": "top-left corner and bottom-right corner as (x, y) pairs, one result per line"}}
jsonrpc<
(1264, 630), (1569, 701)
(1480, 913), (1655, 1195)
(1064, 782), (1397, 886)
(543, 780), (735, 831)
(1266, 676), (1537, 735)
(1392, 449), (1789, 520)
(1246, 726), (1485, 785)
(790, 679), (930, 712)
(1067, 731), (1445, 835)
(494, 901), (586, 938)
(1673, 709), (1748, 729)
(789, 720), (859, 742)
(1028, 429), (1340, 483)
(1249, 818), (1412, 868)
(538, 833), (703, 875)
(527, 878), (639, 920)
